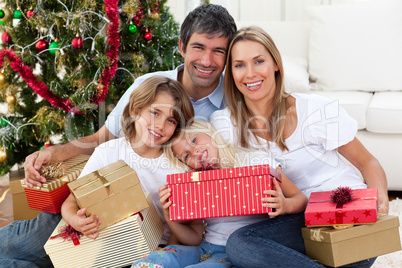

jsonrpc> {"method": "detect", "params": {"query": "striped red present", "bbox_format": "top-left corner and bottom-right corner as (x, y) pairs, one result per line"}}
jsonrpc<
(167, 165), (281, 221)
(22, 155), (89, 214)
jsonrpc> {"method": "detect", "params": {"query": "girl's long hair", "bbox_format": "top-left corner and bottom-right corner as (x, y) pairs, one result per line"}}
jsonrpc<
(121, 76), (194, 144)
(165, 119), (238, 171)
(224, 26), (289, 151)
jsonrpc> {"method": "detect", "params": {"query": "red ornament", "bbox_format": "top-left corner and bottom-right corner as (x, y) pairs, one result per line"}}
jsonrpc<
(27, 10), (35, 18)
(35, 39), (49, 52)
(1, 32), (12, 45)
(39, 141), (52, 150)
(144, 32), (152, 41)
(72, 36), (83, 49)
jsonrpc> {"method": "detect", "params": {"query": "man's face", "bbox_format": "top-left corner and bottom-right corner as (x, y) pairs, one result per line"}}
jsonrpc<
(180, 32), (228, 92)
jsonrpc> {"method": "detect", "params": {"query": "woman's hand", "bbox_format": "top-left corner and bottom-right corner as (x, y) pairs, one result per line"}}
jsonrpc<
(262, 179), (288, 217)
(159, 185), (172, 220)
(70, 208), (101, 239)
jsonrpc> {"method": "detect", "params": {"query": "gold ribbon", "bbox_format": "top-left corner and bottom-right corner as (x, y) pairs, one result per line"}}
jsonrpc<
(310, 227), (328, 242)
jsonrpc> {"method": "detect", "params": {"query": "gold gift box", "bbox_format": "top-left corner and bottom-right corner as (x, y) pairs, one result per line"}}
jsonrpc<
(302, 214), (401, 267)
(68, 159), (149, 230)
(8, 169), (42, 220)
(44, 192), (164, 268)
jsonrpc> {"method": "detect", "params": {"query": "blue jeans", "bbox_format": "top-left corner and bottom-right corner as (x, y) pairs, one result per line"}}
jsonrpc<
(131, 240), (231, 268)
(226, 212), (376, 268)
(0, 212), (62, 268)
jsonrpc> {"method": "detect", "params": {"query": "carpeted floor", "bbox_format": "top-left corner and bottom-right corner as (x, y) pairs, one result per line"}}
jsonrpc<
(372, 198), (402, 267)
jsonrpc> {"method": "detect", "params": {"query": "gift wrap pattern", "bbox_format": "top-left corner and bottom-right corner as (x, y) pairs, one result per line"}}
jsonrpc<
(45, 192), (164, 268)
(305, 188), (378, 227)
(167, 165), (281, 221)
(302, 214), (401, 267)
(22, 154), (90, 214)
(68, 159), (149, 230)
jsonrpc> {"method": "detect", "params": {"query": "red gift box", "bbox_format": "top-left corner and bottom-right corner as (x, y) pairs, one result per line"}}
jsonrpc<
(305, 188), (378, 227)
(22, 155), (89, 214)
(167, 165), (281, 221)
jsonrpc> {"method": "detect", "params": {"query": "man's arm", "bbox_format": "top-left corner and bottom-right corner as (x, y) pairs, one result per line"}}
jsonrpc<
(23, 125), (116, 187)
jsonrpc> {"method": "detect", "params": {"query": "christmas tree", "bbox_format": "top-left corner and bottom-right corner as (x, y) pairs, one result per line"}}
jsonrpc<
(0, 0), (182, 175)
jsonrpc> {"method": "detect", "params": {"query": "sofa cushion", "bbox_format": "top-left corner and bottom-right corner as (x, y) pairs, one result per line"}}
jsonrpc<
(311, 91), (372, 130)
(307, 0), (402, 92)
(283, 56), (310, 93)
(366, 92), (402, 134)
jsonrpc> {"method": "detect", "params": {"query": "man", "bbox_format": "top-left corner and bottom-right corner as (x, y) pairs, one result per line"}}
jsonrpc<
(24, 4), (236, 188)
(0, 5), (236, 268)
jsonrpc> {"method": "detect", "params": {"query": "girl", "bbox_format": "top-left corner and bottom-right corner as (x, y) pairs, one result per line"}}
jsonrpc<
(131, 119), (307, 268)
(210, 26), (382, 267)
(61, 76), (194, 244)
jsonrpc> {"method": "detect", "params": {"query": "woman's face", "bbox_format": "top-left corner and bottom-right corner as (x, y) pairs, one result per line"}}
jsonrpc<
(172, 133), (219, 170)
(230, 40), (279, 103)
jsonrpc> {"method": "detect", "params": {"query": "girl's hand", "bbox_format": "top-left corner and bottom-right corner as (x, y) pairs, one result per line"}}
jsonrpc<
(159, 185), (172, 220)
(71, 208), (101, 239)
(262, 179), (287, 217)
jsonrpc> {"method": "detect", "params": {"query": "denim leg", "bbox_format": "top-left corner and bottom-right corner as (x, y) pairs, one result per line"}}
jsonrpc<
(0, 212), (62, 268)
(186, 241), (231, 268)
(226, 213), (324, 268)
(131, 244), (202, 268)
(337, 257), (377, 268)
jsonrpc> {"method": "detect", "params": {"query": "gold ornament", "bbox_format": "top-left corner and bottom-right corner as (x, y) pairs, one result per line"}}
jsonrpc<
(97, 83), (104, 90)
(6, 94), (16, 104)
(150, 12), (160, 20)
(0, 72), (5, 85)
(1, 6), (12, 22)
(0, 147), (7, 161)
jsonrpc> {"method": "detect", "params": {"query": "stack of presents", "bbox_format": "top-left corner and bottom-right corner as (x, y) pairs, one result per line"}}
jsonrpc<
(9, 156), (401, 267)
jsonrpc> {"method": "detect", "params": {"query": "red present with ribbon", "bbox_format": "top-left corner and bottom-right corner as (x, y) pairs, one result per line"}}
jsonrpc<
(305, 187), (378, 227)
(167, 164), (281, 221)
(22, 155), (90, 214)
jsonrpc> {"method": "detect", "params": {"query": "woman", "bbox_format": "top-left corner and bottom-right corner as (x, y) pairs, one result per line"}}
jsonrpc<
(210, 26), (387, 268)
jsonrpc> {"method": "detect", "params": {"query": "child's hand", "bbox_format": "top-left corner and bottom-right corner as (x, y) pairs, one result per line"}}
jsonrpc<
(262, 178), (287, 217)
(159, 185), (172, 220)
(71, 208), (101, 239)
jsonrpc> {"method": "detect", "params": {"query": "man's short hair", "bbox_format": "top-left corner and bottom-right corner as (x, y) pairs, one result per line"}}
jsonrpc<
(180, 4), (237, 53)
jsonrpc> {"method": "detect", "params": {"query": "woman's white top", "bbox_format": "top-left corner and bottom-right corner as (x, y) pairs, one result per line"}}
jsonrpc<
(204, 150), (279, 246)
(210, 93), (367, 199)
(78, 137), (182, 244)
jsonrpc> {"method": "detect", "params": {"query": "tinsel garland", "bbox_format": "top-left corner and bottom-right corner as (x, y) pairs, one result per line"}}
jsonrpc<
(0, 48), (75, 113)
(0, 0), (120, 113)
(91, 0), (120, 104)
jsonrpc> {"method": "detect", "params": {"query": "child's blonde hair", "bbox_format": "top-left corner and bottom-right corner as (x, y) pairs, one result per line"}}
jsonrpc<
(165, 119), (238, 170)
(121, 76), (194, 143)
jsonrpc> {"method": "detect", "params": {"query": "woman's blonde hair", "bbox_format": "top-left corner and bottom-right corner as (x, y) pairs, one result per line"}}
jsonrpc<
(165, 119), (237, 171)
(224, 26), (289, 151)
(121, 76), (194, 144)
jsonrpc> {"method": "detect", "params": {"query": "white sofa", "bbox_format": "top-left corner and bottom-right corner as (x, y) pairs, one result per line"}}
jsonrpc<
(236, 0), (402, 190)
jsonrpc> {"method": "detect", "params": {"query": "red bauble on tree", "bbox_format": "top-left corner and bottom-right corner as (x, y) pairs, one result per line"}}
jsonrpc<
(27, 10), (35, 18)
(144, 27), (152, 41)
(144, 32), (152, 41)
(35, 39), (49, 52)
(72, 35), (83, 49)
(1, 32), (12, 45)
